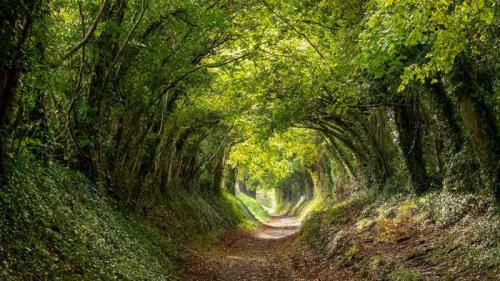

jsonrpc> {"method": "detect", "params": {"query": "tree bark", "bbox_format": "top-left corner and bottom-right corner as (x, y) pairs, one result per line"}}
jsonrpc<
(430, 83), (463, 153)
(303, 171), (314, 200)
(238, 180), (256, 198)
(0, 0), (39, 176)
(224, 167), (237, 195)
(453, 82), (500, 202)
(394, 95), (429, 195)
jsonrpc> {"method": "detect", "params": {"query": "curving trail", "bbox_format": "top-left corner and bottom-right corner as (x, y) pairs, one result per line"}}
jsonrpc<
(182, 215), (309, 281)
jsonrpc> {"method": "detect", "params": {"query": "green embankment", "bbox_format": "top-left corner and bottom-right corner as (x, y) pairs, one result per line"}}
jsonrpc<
(273, 193), (320, 220)
(298, 192), (500, 280)
(236, 192), (269, 222)
(0, 159), (255, 280)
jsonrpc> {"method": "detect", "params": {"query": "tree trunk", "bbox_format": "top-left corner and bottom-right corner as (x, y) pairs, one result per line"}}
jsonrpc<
(0, 0), (39, 176)
(454, 82), (500, 202)
(359, 109), (393, 186)
(238, 180), (256, 198)
(430, 83), (463, 153)
(303, 171), (314, 200)
(394, 95), (429, 195)
(212, 152), (225, 194)
(224, 166), (237, 195)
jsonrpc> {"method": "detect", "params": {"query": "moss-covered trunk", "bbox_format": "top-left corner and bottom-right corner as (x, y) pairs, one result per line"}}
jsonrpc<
(224, 167), (237, 195)
(238, 180), (256, 198)
(394, 95), (429, 195)
(0, 0), (39, 176)
(454, 84), (500, 202)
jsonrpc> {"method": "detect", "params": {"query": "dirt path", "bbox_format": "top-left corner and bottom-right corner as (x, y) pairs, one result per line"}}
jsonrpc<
(182, 215), (308, 281)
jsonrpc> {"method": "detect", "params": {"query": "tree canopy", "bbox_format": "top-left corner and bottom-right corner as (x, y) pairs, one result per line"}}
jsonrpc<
(0, 0), (499, 205)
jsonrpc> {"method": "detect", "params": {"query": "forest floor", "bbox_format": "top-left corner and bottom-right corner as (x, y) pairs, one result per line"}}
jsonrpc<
(182, 215), (311, 281)
(181, 194), (500, 281)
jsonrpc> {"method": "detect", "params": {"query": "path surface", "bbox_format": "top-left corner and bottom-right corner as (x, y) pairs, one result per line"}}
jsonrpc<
(182, 215), (307, 281)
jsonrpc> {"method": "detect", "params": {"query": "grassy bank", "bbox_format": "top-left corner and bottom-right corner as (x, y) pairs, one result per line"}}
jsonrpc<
(236, 192), (269, 222)
(297, 192), (500, 280)
(0, 159), (254, 280)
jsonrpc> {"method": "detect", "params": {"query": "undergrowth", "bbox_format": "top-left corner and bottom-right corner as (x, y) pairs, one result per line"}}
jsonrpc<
(298, 191), (500, 280)
(0, 158), (177, 280)
(149, 189), (259, 246)
(0, 158), (256, 280)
